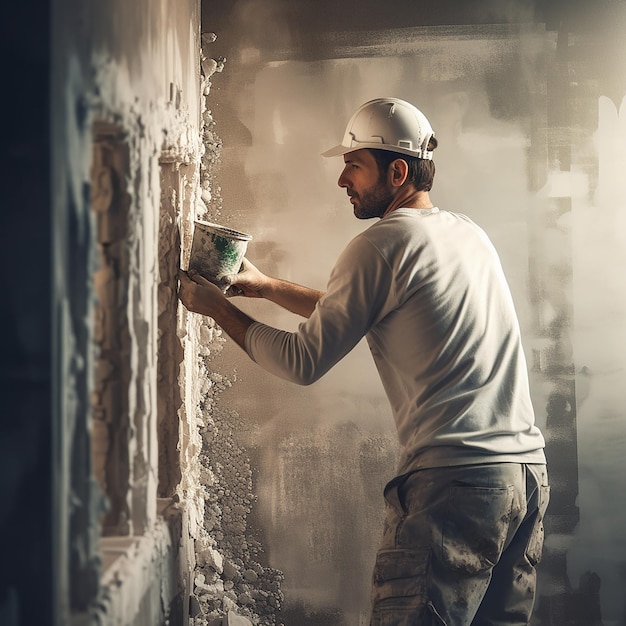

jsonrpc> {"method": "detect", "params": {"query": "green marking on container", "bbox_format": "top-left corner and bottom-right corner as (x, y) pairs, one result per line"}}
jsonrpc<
(189, 220), (253, 287)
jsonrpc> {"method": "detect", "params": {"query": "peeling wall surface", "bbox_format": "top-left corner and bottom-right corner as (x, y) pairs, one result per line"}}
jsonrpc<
(201, 1), (626, 625)
(51, 0), (206, 623)
(49, 0), (286, 623)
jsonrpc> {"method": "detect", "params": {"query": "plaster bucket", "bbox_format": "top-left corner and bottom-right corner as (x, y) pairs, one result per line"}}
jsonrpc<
(188, 220), (252, 289)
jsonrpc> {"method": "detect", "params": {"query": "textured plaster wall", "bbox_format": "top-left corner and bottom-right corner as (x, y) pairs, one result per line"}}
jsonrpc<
(51, 0), (206, 622)
(52, 0), (287, 623)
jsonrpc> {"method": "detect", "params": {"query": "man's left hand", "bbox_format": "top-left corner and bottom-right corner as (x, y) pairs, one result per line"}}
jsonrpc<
(178, 269), (226, 316)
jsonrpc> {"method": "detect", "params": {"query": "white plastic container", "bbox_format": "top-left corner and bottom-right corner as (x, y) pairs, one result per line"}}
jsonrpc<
(188, 220), (252, 288)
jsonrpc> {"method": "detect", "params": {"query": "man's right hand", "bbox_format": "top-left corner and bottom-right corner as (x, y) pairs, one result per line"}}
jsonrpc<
(224, 258), (325, 318)
(224, 258), (269, 298)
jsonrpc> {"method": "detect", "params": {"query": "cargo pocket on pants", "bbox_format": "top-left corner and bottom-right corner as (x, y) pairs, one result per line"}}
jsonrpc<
(371, 548), (444, 626)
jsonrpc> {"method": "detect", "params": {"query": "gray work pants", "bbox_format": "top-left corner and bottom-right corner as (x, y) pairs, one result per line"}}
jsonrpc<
(370, 463), (550, 626)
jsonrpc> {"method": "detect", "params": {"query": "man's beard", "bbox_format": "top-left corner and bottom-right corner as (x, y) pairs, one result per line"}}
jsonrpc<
(351, 177), (395, 220)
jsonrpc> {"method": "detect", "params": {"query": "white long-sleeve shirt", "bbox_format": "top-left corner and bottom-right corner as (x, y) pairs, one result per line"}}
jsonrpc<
(245, 208), (546, 474)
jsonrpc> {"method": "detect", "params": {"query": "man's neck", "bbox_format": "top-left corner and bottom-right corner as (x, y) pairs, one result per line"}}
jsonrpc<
(382, 188), (433, 218)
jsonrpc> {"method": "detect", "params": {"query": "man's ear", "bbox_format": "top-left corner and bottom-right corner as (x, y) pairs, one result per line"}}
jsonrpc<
(390, 158), (409, 187)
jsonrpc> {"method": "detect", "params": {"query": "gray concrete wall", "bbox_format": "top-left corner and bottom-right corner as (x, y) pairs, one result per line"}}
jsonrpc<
(201, 2), (626, 624)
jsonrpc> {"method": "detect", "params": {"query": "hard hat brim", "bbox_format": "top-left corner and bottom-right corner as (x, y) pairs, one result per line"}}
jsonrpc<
(321, 144), (353, 158)
(321, 142), (433, 160)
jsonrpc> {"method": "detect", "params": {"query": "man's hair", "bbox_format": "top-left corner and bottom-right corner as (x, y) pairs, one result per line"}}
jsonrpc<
(369, 136), (438, 191)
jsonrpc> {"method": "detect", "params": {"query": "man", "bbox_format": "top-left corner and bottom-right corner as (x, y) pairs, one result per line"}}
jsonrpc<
(178, 97), (549, 626)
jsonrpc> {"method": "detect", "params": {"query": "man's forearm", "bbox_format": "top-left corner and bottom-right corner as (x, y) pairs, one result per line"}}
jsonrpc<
(261, 277), (325, 318)
(209, 298), (257, 350)
(214, 278), (322, 348)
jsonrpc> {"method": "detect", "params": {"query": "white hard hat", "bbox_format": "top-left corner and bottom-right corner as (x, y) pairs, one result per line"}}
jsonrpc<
(322, 97), (435, 160)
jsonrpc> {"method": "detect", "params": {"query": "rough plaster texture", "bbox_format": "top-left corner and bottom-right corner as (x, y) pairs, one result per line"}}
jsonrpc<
(52, 1), (288, 624)
(51, 0), (206, 623)
(185, 41), (285, 626)
(95, 512), (178, 626)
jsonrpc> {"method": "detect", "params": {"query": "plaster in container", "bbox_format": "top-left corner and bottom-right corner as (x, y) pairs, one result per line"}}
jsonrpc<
(189, 220), (252, 289)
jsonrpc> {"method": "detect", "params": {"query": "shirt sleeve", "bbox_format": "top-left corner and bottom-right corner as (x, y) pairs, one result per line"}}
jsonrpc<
(244, 234), (395, 385)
